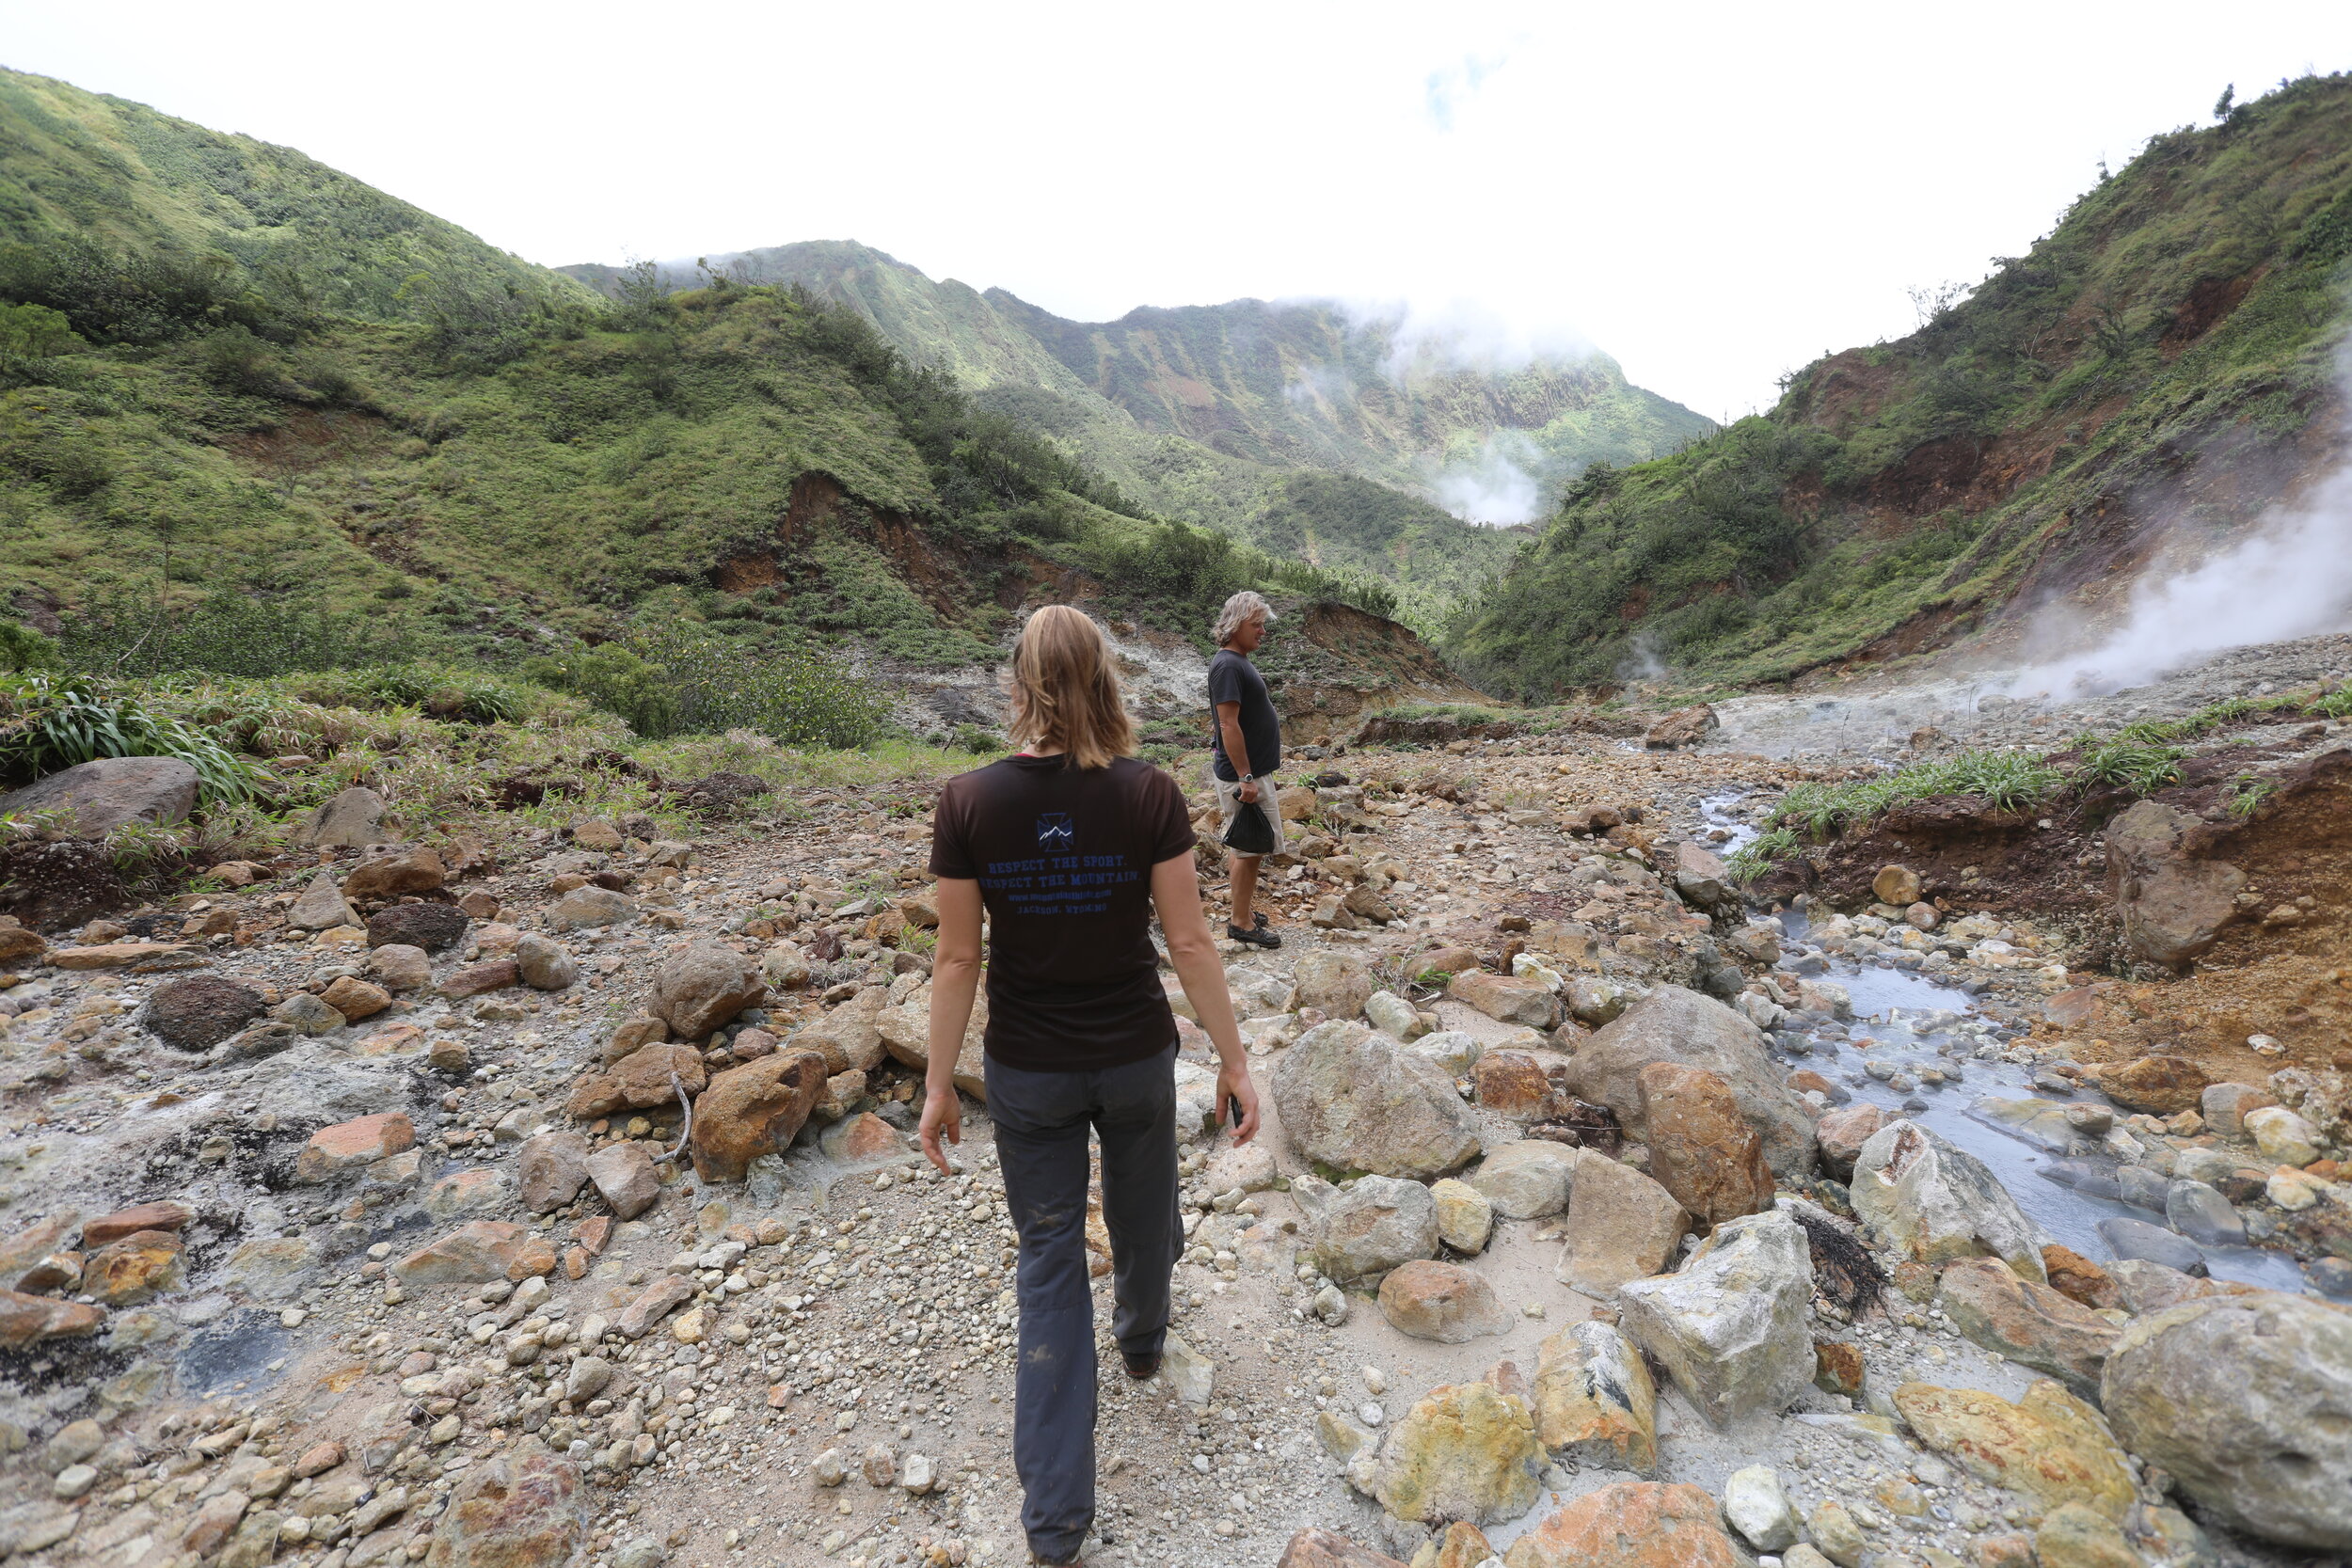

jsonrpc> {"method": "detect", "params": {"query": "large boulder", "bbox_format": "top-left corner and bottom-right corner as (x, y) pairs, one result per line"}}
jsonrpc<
(1376, 1260), (1512, 1344)
(1370, 1381), (1547, 1528)
(1617, 1210), (1813, 1426)
(1894, 1381), (2136, 1521)
(2101, 1292), (2352, 1549)
(876, 983), (987, 1099)
(1645, 705), (1719, 750)
(1468, 1140), (1581, 1220)
(1502, 1481), (1741, 1568)
(1571, 987), (1815, 1178)
(688, 1051), (829, 1181)
(1638, 1063), (1774, 1224)
(1470, 1050), (1579, 1122)
(2096, 1055), (2209, 1117)
(1814, 1102), (1886, 1181)
(296, 785), (391, 848)
(798, 987), (892, 1075)
(344, 846), (447, 899)
(647, 943), (764, 1038)
(1529, 1321), (1656, 1473)
(423, 1437), (587, 1568)
(369, 902), (469, 952)
(0, 756), (198, 837)
(516, 1132), (590, 1215)
(1293, 950), (1373, 1018)
(1273, 1022), (1481, 1180)
(1936, 1258), (2118, 1399)
(1294, 1174), (1439, 1284)
(287, 869), (361, 931)
(1667, 843), (1731, 909)
(1556, 1154), (1689, 1298)
(1851, 1120), (2046, 1281)
(143, 975), (265, 1051)
(1274, 1530), (1407, 1568)
(2105, 800), (2244, 965)
(1448, 972), (1559, 1029)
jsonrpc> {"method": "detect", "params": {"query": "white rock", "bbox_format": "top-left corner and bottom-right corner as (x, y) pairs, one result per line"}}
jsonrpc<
(1723, 1465), (1801, 1551)
(1851, 1119), (2047, 1281)
(1163, 1333), (1214, 1408)
(1409, 1030), (1483, 1075)
(1618, 1210), (1815, 1426)
(2246, 1106), (2319, 1166)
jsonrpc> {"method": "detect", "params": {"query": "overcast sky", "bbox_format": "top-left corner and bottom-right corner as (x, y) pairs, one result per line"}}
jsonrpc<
(8, 1), (2349, 420)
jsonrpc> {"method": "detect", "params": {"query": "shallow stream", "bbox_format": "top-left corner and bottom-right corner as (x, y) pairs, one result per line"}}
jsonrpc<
(1684, 781), (2317, 1293)
(1767, 932), (2313, 1294)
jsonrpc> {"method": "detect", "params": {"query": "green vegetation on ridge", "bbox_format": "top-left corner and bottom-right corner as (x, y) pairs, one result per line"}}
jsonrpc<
(563, 241), (1710, 626)
(0, 65), (1421, 763)
(1452, 73), (2352, 695)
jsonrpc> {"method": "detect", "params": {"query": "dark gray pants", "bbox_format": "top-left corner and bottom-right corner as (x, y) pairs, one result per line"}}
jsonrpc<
(984, 1043), (1182, 1564)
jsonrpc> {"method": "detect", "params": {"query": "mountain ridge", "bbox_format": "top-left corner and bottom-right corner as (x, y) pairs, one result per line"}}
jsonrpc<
(559, 241), (1712, 625)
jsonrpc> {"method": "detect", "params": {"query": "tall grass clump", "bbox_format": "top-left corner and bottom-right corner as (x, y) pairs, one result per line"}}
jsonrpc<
(0, 675), (262, 801)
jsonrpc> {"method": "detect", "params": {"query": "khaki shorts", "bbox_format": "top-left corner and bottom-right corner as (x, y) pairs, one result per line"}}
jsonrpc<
(1211, 772), (1286, 860)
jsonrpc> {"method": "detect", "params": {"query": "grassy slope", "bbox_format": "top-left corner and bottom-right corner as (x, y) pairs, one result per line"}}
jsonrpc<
(4, 277), (1381, 672)
(562, 241), (1706, 623)
(0, 67), (592, 321)
(1453, 73), (2352, 696)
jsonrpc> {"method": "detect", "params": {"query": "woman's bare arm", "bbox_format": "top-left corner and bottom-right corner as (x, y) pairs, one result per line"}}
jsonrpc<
(916, 877), (984, 1173)
(1152, 852), (1259, 1143)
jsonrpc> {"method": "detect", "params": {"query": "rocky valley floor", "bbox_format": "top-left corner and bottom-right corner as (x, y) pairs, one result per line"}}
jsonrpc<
(0, 650), (2348, 1568)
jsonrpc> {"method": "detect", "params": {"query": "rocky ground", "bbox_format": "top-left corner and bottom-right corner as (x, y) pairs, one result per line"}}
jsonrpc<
(0, 651), (2348, 1568)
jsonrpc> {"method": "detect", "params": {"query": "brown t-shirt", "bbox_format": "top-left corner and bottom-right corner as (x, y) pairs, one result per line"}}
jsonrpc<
(929, 754), (1197, 1071)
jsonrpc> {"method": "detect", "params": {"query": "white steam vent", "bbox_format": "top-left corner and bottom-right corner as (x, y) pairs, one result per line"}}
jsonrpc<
(2004, 342), (2352, 703)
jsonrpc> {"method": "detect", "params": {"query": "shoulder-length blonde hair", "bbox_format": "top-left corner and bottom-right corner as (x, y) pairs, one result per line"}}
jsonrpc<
(1006, 605), (1136, 769)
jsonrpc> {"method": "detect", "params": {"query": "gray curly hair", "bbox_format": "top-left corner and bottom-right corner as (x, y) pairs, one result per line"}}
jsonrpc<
(1214, 590), (1277, 647)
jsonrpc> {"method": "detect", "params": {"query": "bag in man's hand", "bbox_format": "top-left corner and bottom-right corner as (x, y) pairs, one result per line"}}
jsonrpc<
(1221, 796), (1277, 857)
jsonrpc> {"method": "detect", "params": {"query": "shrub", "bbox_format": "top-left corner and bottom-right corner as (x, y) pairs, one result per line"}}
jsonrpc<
(530, 624), (892, 749)
(54, 587), (423, 678)
(0, 621), (59, 673)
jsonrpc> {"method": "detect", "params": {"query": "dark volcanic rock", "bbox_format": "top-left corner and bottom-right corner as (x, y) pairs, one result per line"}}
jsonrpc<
(367, 902), (469, 952)
(0, 838), (130, 931)
(145, 975), (267, 1051)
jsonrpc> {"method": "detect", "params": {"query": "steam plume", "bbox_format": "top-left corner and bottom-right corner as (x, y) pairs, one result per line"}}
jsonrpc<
(1427, 434), (1544, 525)
(2003, 344), (2352, 702)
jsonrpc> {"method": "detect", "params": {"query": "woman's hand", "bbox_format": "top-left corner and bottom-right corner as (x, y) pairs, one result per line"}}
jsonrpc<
(1216, 1059), (1261, 1146)
(918, 1084), (962, 1174)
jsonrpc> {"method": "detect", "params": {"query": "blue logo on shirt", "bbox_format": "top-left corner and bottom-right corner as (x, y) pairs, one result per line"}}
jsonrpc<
(1035, 813), (1075, 850)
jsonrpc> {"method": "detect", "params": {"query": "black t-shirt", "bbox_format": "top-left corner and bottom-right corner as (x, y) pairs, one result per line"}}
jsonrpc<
(929, 754), (1197, 1071)
(1207, 649), (1280, 784)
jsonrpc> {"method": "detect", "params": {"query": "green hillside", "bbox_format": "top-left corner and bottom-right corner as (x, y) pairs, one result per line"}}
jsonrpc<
(0, 68), (592, 326)
(562, 242), (1709, 625)
(1452, 72), (2352, 696)
(0, 70), (1424, 746)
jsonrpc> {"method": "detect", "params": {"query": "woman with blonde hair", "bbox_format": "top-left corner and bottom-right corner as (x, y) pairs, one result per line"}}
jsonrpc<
(919, 604), (1259, 1568)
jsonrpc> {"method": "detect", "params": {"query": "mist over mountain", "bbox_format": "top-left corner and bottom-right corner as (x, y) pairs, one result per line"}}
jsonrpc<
(561, 243), (1713, 622)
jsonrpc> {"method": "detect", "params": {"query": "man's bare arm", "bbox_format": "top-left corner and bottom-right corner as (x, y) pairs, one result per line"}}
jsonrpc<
(1215, 699), (1258, 802)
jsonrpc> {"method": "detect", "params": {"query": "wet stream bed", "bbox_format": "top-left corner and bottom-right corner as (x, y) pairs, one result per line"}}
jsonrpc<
(1765, 933), (2320, 1295)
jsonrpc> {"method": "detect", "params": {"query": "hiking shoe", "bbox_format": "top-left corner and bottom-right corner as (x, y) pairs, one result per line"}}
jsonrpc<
(1121, 1350), (1162, 1380)
(1228, 922), (1280, 949)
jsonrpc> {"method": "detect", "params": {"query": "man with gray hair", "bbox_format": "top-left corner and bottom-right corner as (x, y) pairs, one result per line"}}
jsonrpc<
(1207, 590), (1283, 948)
